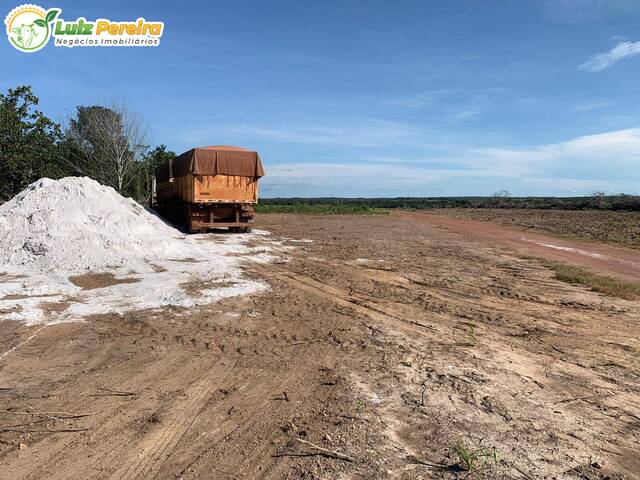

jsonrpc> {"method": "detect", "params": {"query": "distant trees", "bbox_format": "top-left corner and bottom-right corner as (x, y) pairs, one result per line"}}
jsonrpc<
(0, 86), (62, 201)
(143, 144), (176, 176)
(259, 195), (640, 211)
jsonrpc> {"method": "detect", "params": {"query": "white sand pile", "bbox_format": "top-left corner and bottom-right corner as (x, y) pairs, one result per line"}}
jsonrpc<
(0, 177), (190, 271)
(0, 177), (277, 325)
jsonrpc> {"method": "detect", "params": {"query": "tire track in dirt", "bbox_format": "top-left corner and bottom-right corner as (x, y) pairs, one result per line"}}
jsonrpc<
(170, 365), (322, 479)
(110, 359), (238, 480)
(255, 248), (638, 351)
(247, 261), (438, 338)
(4, 214), (639, 479)
(398, 211), (640, 283)
(86, 355), (228, 480)
(7, 352), (212, 480)
(245, 248), (640, 477)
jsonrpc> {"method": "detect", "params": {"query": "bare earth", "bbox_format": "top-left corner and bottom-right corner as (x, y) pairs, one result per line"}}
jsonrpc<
(429, 208), (640, 251)
(1, 212), (639, 479)
(399, 211), (640, 283)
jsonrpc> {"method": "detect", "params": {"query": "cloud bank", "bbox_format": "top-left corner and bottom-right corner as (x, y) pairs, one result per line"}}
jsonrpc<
(259, 128), (640, 196)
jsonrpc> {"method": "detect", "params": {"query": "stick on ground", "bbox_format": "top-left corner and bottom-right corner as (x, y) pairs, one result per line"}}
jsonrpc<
(295, 438), (355, 463)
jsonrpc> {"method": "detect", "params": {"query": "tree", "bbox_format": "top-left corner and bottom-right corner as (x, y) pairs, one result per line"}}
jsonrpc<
(144, 144), (176, 172)
(0, 85), (62, 200)
(492, 190), (512, 198)
(490, 189), (512, 208)
(590, 191), (609, 209)
(61, 100), (148, 194)
(134, 145), (176, 204)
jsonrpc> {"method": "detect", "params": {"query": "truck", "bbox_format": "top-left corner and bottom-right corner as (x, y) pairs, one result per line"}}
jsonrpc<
(152, 145), (265, 233)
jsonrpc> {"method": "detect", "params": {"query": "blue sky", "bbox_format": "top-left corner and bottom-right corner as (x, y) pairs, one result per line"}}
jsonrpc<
(2, 0), (640, 197)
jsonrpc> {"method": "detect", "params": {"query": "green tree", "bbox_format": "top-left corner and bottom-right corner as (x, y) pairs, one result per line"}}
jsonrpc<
(126, 145), (176, 204)
(142, 145), (176, 203)
(0, 85), (62, 200)
(143, 144), (176, 177)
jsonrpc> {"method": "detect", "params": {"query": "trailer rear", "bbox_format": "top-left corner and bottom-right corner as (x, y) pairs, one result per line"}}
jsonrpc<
(153, 145), (265, 233)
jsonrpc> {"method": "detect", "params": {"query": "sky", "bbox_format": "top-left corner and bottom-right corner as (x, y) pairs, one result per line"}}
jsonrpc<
(2, 0), (640, 197)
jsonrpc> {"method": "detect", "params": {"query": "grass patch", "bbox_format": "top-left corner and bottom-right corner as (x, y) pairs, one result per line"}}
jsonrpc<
(539, 260), (640, 300)
(256, 203), (387, 215)
(450, 440), (498, 474)
(453, 322), (479, 347)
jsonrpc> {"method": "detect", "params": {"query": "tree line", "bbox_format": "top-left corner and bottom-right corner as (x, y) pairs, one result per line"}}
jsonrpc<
(260, 195), (640, 211)
(0, 85), (176, 203)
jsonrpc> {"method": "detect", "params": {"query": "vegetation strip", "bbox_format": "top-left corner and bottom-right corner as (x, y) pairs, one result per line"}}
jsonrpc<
(258, 195), (640, 211)
(256, 203), (386, 215)
(537, 259), (640, 300)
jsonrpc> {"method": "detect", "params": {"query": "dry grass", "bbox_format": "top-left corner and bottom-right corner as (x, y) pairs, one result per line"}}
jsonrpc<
(540, 260), (640, 300)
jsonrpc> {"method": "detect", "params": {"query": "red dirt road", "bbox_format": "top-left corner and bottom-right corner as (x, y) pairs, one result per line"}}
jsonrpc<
(398, 211), (640, 283)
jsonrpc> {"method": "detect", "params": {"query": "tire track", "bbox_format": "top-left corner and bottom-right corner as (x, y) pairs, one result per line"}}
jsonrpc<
(110, 359), (238, 480)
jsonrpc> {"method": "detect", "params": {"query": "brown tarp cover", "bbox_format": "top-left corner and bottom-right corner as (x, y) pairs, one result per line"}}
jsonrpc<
(156, 146), (265, 181)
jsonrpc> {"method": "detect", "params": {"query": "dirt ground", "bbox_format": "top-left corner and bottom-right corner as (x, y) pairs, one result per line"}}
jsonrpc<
(430, 209), (640, 250)
(1, 212), (639, 479)
(397, 211), (640, 283)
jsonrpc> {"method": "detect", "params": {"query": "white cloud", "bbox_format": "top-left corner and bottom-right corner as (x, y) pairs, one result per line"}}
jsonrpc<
(610, 35), (628, 42)
(179, 119), (433, 149)
(383, 90), (450, 109)
(478, 128), (640, 161)
(574, 101), (613, 111)
(449, 109), (480, 121)
(474, 128), (640, 179)
(261, 162), (490, 197)
(260, 129), (640, 196)
(579, 41), (640, 72)
(382, 89), (504, 122)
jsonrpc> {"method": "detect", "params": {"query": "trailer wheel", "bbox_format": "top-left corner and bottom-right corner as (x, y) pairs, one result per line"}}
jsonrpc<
(242, 227), (253, 233)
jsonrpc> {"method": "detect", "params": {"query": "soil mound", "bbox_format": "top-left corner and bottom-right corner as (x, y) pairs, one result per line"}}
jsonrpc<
(0, 177), (187, 271)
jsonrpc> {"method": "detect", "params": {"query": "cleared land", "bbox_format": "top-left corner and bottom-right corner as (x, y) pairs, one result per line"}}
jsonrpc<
(0, 212), (639, 479)
(432, 208), (640, 249)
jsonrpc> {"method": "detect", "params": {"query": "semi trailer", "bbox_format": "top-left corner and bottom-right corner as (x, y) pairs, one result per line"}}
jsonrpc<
(153, 145), (265, 233)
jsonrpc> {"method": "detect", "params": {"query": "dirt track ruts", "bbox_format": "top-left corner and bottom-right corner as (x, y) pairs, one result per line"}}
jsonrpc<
(0, 213), (638, 479)
(398, 211), (640, 283)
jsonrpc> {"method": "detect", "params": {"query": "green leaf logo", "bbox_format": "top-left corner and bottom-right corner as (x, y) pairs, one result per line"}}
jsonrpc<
(45, 9), (60, 24)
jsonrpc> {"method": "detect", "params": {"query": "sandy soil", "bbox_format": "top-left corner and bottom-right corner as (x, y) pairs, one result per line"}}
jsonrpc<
(0, 213), (639, 479)
(400, 211), (640, 283)
(428, 209), (640, 250)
